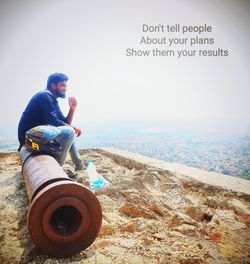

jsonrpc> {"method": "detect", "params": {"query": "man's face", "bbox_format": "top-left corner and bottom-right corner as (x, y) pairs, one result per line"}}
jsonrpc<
(52, 81), (67, 98)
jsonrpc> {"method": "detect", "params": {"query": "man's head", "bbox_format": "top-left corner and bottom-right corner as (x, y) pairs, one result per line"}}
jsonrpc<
(46, 73), (68, 98)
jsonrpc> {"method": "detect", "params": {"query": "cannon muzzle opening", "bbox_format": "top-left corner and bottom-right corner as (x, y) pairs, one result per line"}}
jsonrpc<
(19, 146), (102, 258)
(50, 205), (83, 237)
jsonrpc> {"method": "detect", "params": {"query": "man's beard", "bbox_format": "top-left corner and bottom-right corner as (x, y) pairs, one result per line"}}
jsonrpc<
(55, 90), (66, 98)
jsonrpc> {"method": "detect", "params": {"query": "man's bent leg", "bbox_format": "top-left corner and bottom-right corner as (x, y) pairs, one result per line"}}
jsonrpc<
(55, 126), (76, 166)
(69, 142), (84, 170)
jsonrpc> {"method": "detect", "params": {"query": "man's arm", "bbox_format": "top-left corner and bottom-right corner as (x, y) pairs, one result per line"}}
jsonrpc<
(66, 108), (75, 125)
(40, 93), (70, 127)
(40, 93), (82, 136)
(66, 97), (82, 136)
(66, 97), (78, 124)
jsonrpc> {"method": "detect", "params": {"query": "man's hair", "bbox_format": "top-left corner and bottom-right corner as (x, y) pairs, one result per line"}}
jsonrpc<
(46, 73), (69, 89)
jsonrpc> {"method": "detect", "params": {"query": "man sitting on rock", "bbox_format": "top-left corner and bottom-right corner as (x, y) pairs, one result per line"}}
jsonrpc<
(17, 72), (85, 172)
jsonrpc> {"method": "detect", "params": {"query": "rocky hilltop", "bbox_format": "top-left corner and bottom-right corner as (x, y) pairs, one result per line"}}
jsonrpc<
(0, 148), (249, 263)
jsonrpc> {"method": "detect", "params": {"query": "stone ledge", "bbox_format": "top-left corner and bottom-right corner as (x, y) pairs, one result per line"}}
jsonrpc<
(98, 147), (250, 195)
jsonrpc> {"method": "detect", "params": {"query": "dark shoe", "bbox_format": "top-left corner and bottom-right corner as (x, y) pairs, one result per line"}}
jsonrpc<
(75, 164), (85, 171)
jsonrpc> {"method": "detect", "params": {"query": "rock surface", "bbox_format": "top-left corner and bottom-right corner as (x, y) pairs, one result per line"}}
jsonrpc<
(0, 148), (249, 263)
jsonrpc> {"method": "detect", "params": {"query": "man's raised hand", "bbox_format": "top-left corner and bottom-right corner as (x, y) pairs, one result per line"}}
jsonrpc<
(68, 97), (78, 110)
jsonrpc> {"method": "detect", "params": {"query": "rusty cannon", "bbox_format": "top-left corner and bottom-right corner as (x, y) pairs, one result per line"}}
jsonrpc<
(19, 146), (102, 258)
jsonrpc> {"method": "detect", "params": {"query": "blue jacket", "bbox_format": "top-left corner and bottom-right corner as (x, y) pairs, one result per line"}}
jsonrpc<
(17, 89), (69, 151)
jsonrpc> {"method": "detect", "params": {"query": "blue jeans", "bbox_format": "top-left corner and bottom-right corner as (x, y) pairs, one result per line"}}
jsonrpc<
(29, 125), (83, 168)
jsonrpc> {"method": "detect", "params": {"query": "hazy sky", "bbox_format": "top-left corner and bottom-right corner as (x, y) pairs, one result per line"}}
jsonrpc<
(0, 0), (249, 132)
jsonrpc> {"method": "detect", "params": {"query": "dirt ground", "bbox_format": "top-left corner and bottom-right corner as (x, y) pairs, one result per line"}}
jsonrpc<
(0, 148), (249, 263)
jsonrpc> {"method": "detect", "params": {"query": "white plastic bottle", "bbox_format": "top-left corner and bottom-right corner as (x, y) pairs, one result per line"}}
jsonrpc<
(86, 159), (108, 190)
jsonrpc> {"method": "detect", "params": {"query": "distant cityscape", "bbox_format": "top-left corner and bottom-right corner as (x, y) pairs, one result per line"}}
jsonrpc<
(1, 129), (249, 180)
(107, 133), (250, 180)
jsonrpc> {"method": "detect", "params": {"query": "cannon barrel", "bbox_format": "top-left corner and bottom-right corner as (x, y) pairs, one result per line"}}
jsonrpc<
(19, 146), (102, 258)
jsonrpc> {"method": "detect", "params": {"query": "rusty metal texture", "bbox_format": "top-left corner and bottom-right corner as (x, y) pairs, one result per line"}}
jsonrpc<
(19, 146), (102, 258)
